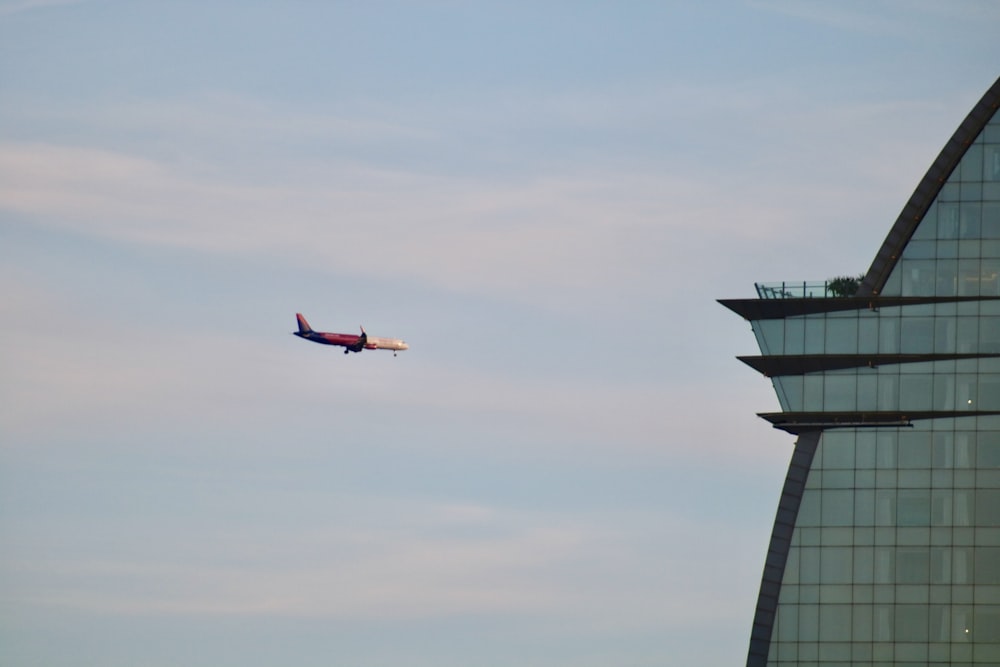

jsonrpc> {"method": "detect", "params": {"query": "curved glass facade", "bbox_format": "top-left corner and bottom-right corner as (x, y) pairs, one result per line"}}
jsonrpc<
(722, 78), (1000, 666)
(771, 422), (1000, 665)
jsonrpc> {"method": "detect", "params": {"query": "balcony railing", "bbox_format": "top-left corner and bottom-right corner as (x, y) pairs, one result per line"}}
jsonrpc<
(755, 281), (843, 299)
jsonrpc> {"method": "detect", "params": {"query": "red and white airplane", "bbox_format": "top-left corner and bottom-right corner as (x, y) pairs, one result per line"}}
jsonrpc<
(293, 313), (409, 356)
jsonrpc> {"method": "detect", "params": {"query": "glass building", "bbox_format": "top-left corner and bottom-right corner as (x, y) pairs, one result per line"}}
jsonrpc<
(720, 76), (1000, 666)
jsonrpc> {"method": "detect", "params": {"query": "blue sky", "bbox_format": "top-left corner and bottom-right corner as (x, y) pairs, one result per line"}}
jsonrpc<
(1, 2), (999, 666)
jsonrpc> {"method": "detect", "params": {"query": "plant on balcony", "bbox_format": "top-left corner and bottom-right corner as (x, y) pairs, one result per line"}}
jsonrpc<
(826, 274), (865, 297)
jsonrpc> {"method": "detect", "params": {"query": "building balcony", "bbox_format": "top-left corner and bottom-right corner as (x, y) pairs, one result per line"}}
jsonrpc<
(755, 281), (845, 299)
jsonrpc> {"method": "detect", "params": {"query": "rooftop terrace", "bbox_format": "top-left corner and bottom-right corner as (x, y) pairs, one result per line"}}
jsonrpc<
(754, 280), (857, 299)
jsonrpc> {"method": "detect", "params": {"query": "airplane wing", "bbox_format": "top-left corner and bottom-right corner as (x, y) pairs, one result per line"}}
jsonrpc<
(347, 327), (367, 352)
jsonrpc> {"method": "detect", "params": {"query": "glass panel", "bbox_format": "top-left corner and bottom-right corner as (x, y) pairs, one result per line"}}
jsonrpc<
(898, 490), (931, 526)
(784, 317), (804, 354)
(930, 604), (951, 641)
(905, 239), (936, 258)
(859, 315), (878, 353)
(982, 258), (1000, 295)
(825, 375), (856, 412)
(799, 605), (819, 642)
(896, 548), (930, 583)
(930, 547), (951, 584)
(963, 143), (985, 180)
(856, 432), (876, 468)
(774, 376), (802, 412)
(804, 375), (823, 412)
(955, 549), (975, 586)
(976, 490), (1000, 525)
(821, 432), (854, 469)
(935, 317), (956, 353)
(901, 259), (936, 296)
(752, 319), (783, 355)
(937, 260), (959, 296)
(961, 203), (982, 238)
(821, 489), (854, 526)
(804, 316), (825, 354)
(956, 433), (976, 468)
(953, 606), (974, 640)
(987, 145), (1000, 180)
(979, 432), (1000, 467)
(898, 432), (932, 468)
(974, 606), (1000, 642)
(825, 317), (858, 354)
(933, 432), (954, 467)
(854, 547), (874, 584)
(959, 258), (982, 295)
(901, 318), (934, 353)
(955, 490), (976, 526)
(934, 374), (955, 410)
(819, 604), (852, 641)
(900, 374), (933, 410)
(940, 202), (961, 237)
(776, 603), (799, 641)
(975, 548), (1000, 584)
(932, 490), (952, 525)
(984, 203), (1000, 239)
(896, 606), (929, 642)
(980, 375), (1000, 410)
(957, 317), (979, 352)
(858, 374), (877, 411)
(798, 492), (820, 527)
(855, 489), (875, 527)
(873, 605), (893, 641)
(820, 547), (853, 583)
(879, 317), (900, 353)
(877, 375), (899, 411)
(875, 491), (895, 526)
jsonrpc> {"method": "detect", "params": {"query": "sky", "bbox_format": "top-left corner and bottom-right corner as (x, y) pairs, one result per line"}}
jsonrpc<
(1, 2), (999, 666)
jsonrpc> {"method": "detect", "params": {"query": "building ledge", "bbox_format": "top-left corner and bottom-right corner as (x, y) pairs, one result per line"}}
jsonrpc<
(758, 410), (1000, 434)
(717, 295), (1000, 321)
(739, 353), (1000, 377)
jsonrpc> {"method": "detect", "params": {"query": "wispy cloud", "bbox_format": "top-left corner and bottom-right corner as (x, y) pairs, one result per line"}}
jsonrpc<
(0, 0), (85, 17)
(0, 284), (778, 467)
(5, 497), (760, 627)
(0, 125), (908, 312)
(0, 142), (727, 306)
(749, 0), (1000, 45)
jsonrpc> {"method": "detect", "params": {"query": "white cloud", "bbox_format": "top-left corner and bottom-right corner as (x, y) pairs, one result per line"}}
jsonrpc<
(0, 295), (781, 467)
(5, 497), (760, 628)
(747, 0), (1000, 35)
(0, 258), (785, 466)
(0, 138), (875, 305)
(0, 0), (84, 17)
(0, 141), (752, 309)
(0, 75), (967, 317)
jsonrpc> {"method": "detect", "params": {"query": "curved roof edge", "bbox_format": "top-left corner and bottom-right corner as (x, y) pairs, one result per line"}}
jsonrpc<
(858, 76), (1000, 297)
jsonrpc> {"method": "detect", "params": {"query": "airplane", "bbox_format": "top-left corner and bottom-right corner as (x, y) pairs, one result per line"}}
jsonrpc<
(293, 313), (409, 356)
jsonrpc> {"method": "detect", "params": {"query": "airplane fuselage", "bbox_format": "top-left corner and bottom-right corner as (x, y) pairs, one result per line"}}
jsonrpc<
(293, 314), (408, 355)
(294, 330), (408, 352)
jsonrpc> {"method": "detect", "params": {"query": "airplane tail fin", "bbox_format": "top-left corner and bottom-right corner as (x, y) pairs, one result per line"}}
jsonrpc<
(296, 313), (313, 333)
